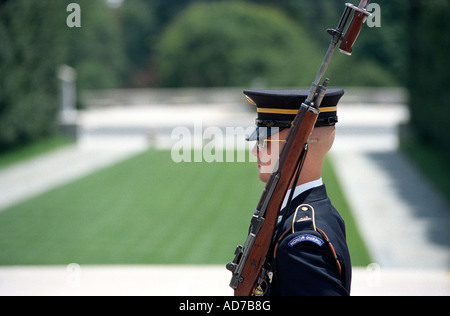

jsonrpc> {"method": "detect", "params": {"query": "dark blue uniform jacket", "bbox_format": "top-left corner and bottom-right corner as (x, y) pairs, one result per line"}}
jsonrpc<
(268, 184), (352, 296)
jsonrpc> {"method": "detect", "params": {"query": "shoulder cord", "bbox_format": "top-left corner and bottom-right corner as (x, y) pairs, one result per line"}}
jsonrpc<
(316, 228), (342, 276)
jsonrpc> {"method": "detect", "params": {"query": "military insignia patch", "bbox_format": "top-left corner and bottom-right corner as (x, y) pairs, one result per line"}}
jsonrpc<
(292, 204), (317, 233)
(288, 234), (324, 247)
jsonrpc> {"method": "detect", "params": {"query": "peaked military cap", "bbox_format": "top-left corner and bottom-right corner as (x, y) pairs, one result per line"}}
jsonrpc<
(245, 89), (345, 141)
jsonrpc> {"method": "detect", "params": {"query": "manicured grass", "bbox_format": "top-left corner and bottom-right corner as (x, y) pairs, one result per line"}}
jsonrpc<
(0, 150), (371, 266)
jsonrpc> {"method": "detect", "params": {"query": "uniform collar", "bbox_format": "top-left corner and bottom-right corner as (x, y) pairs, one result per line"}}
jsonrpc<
(280, 178), (323, 210)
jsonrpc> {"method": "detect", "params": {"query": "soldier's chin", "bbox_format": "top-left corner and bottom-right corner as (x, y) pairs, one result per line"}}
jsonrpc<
(258, 171), (271, 183)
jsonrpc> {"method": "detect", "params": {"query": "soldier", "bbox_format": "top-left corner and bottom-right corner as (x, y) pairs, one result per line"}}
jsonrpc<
(244, 88), (352, 296)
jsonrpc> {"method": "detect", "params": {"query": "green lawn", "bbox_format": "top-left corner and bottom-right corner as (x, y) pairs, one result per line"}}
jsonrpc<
(0, 150), (371, 266)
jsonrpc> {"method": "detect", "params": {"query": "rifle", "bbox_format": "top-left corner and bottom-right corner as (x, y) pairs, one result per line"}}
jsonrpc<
(226, 0), (372, 296)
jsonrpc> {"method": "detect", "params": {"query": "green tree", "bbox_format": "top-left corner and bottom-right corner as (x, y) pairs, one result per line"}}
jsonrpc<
(406, 0), (450, 157)
(117, 0), (158, 87)
(0, 0), (127, 150)
(250, 0), (406, 84)
(0, 0), (66, 150)
(156, 1), (323, 88)
(61, 0), (126, 91)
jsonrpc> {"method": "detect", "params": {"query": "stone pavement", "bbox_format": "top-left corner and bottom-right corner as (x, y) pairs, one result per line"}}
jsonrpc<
(0, 88), (449, 296)
(0, 265), (448, 296)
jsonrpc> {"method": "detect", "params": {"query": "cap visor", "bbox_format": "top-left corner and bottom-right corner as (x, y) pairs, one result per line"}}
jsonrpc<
(246, 127), (282, 141)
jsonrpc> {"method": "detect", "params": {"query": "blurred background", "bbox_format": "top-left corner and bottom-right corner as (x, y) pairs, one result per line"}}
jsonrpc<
(0, 0), (449, 296)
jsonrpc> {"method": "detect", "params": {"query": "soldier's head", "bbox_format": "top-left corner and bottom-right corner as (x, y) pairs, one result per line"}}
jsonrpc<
(245, 89), (344, 183)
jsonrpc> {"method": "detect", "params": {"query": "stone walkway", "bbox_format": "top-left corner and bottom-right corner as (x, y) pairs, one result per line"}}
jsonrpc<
(0, 265), (448, 296)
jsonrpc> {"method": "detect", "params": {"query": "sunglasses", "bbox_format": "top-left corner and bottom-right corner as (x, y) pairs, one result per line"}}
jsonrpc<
(256, 139), (286, 151)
